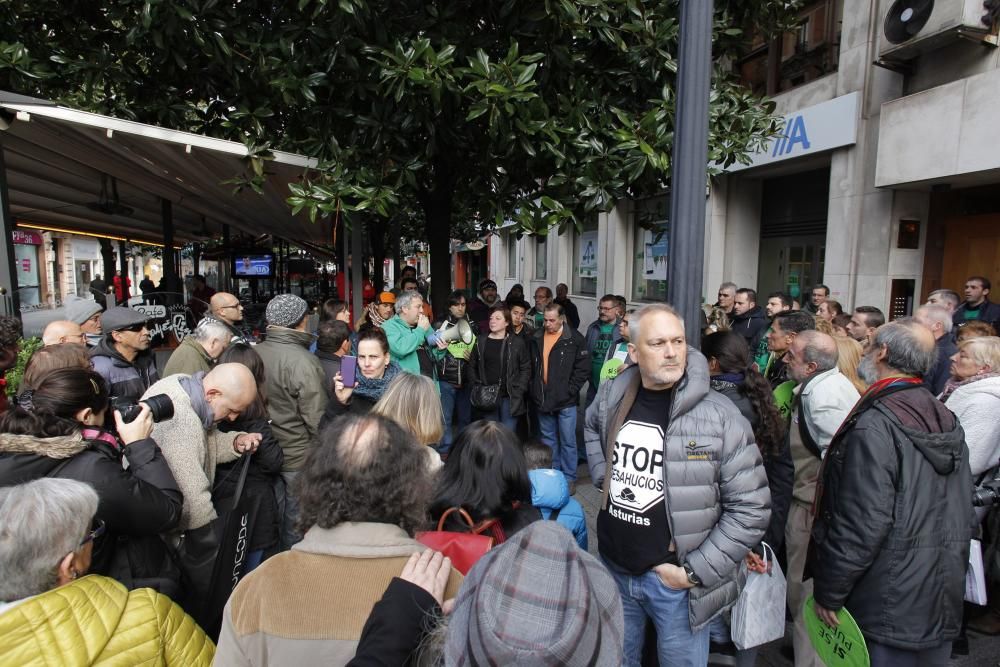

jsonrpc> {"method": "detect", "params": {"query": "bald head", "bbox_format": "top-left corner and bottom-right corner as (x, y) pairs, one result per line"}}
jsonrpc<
(42, 320), (86, 346)
(210, 292), (243, 325)
(203, 363), (257, 423)
(335, 414), (389, 469)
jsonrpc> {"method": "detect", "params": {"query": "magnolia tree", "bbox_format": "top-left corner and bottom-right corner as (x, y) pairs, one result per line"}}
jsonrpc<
(2, 0), (800, 311)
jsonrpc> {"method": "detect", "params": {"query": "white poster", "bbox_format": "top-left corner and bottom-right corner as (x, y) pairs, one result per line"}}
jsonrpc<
(643, 228), (668, 280)
(578, 231), (597, 278)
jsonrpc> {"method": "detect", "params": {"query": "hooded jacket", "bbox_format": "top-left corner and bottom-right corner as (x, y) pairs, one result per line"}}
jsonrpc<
(729, 305), (768, 349)
(808, 383), (976, 649)
(255, 326), (329, 472)
(530, 324), (590, 412)
(585, 353), (771, 630)
(0, 431), (181, 588)
(382, 315), (436, 379)
(89, 338), (159, 406)
(0, 575), (214, 666)
(529, 468), (588, 549)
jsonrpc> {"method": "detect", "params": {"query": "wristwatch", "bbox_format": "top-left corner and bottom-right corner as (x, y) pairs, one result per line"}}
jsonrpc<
(683, 562), (701, 587)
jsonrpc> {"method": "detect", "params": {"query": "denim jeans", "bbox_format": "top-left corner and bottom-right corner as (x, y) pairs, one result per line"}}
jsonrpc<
(606, 564), (710, 667)
(538, 405), (578, 481)
(477, 396), (517, 431)
(439, 381), (472, 453)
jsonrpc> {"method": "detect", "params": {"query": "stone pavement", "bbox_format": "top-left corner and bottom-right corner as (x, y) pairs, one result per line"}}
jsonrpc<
(572, 463), (1000, 667)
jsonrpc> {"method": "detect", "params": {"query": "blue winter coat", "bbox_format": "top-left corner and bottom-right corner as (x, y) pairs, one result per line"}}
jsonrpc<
(529, 468), (588, 550)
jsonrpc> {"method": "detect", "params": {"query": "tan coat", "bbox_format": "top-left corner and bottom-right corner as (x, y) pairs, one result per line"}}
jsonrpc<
(214, 522), (463, 666)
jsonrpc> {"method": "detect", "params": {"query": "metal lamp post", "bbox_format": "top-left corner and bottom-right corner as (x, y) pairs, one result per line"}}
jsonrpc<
(666, 0), (714, 347)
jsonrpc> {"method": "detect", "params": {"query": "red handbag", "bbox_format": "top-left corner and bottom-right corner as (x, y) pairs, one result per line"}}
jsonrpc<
(416, 507), (507, 575)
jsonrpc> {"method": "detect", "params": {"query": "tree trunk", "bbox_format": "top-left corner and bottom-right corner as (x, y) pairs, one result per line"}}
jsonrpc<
(422, 193), (453, 318)
(369, 217), (388, 294)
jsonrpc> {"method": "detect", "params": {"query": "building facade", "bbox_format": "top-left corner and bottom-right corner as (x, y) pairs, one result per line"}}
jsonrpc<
(488, 0), (1000, 322)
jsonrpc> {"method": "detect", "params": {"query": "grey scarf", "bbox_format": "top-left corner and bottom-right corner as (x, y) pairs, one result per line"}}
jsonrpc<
(177, 371), (214, 429)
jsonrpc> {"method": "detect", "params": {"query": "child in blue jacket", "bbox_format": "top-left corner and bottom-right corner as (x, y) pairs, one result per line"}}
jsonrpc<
(524, 439), (588, 549)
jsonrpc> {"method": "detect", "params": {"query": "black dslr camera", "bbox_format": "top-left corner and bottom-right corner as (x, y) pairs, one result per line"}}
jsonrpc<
(972, 468), (1000, 508)
(111, 394), (175, 424)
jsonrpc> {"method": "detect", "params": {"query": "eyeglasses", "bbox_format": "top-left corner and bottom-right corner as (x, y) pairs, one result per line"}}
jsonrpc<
(118, 323), (148, 333)
(219, 303), (242, 310)
(598, 306), (616, 312)
(79, 519), (106, 548)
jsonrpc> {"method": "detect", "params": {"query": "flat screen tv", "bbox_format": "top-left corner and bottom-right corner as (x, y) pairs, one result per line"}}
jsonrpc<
(233, 253), (274, 278)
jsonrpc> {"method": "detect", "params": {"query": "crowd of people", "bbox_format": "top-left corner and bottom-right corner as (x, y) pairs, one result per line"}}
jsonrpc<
(0, 267), (998, 666)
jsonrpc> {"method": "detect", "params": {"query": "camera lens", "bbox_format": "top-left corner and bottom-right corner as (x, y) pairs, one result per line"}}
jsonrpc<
(140, 394), (174, 423)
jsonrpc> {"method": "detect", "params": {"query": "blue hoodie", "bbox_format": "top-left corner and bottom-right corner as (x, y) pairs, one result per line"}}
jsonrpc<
(529, 468), (588, 550)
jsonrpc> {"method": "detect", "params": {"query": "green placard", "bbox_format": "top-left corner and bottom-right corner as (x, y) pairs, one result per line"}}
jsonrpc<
(804, 597), (870, 667)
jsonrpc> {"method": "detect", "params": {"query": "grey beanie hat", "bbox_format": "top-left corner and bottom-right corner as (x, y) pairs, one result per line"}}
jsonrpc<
(444, 521), (624, 666)
(64, 296), (103, 325)
(266, 294), (308, 328)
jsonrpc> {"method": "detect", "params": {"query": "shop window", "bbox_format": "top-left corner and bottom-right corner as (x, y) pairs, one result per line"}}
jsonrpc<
(631, 196), (670, 302)
(572, 215), (598, 297)
(534, 236), (547, 280)
(506, 232), (518, 278)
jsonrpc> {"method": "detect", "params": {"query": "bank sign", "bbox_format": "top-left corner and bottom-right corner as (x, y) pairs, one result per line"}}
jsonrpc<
(721, 92), (859, 173)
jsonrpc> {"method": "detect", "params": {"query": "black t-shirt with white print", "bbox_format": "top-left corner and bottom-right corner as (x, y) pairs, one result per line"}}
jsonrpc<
(597, 385), (675, 575)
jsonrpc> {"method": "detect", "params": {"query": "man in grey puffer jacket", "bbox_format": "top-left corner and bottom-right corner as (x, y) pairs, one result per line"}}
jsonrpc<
(585, 303), (770, 666)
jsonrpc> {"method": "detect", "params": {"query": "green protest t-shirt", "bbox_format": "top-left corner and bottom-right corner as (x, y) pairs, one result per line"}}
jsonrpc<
(591, 322), (616, 387)
(753, 327), (772, 370)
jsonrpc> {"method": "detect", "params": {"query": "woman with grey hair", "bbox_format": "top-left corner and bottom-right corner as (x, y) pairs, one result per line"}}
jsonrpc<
(939, 336), (1000, 485)
(0, 478), (214, 664)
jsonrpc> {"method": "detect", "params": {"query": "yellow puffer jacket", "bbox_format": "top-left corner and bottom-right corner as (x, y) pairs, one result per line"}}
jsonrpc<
(0, 575), (214, 666)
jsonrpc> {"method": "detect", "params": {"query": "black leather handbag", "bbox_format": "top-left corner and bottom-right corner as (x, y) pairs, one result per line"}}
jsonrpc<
(470, 337), (503, 410)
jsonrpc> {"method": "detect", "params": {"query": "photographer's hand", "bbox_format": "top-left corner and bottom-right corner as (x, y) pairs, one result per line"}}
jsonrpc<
(115, 404), (154, 445)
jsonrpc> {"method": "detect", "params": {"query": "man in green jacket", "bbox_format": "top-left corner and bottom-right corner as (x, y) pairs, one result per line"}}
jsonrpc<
(255, 294), (329, 549)
(163, 318), (231, 377)
(382, 289), (442, 380)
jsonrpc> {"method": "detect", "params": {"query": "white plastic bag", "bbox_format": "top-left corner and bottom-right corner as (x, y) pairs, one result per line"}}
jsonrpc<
(966, 539), (988, 606)
(731, 542), (787, 650)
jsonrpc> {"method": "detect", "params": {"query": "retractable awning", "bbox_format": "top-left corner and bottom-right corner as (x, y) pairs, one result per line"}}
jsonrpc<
(0, 91), (328, 245)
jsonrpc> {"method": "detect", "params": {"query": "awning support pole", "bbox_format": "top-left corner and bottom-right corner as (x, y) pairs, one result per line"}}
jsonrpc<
(0, 143), (22, 317)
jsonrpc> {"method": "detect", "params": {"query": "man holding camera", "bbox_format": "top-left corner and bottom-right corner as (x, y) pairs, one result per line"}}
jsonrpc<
(91, 307), (160, 412)
(142, 363), (262, 533)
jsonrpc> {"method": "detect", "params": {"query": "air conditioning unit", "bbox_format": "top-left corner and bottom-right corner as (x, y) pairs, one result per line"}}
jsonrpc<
(877, 0), (997, 64)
